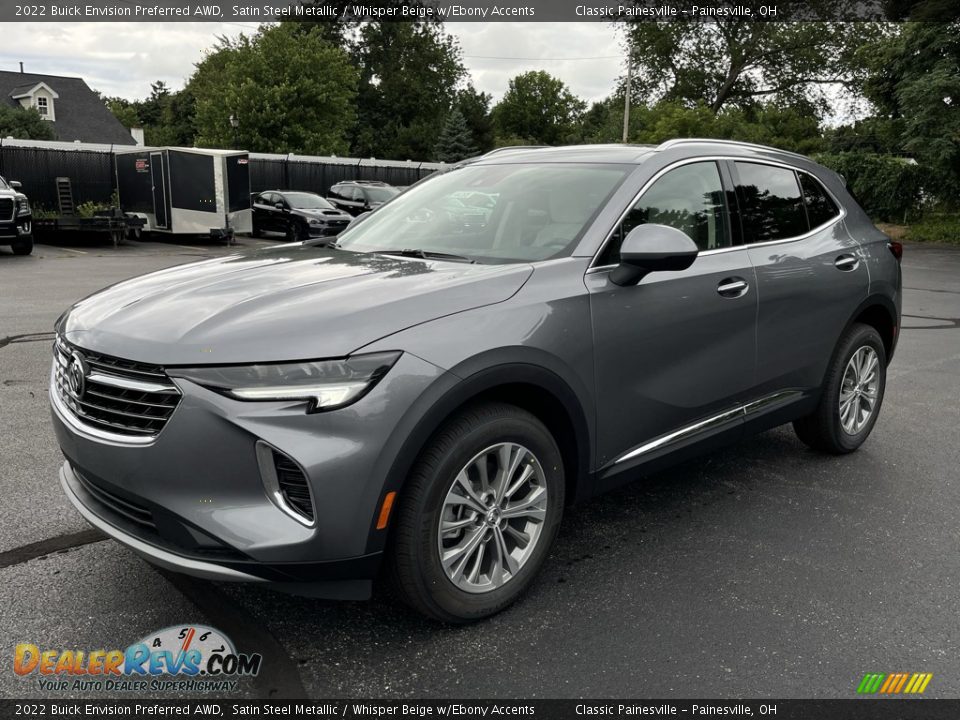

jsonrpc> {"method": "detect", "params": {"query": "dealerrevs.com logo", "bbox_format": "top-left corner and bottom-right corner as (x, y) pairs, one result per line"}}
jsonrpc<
(14, 625), (262, 693)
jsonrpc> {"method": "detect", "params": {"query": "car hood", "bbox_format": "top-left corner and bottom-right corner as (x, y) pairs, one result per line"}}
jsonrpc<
(294, 208), (349, 220)
(61, 244), (533, 365)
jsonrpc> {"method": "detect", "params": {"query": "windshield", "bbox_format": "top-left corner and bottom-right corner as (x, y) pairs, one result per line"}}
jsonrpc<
(0, 176), (8, 190)
(336, 163), (630, 264)
(283, 192), (335, 210)
(365, 186), (400, 203)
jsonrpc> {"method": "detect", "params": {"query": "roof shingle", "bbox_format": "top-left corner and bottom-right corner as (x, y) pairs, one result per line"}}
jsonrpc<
(0, 70), (136, 145)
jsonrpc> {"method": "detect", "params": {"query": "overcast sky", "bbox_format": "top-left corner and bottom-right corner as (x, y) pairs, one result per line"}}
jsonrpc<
(0, 22), (625, 105)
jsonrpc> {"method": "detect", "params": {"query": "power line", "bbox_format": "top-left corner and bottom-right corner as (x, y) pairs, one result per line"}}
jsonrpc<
(463, 54), (622, 61)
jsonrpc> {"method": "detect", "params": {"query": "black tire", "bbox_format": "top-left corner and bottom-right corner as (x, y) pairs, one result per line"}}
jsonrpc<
(287, 221), (307, 242)
(11, 236), (33, 256)
(388, 402), (565, 623)
(793, 323), (887, 454)
(251, 222), (263, 238)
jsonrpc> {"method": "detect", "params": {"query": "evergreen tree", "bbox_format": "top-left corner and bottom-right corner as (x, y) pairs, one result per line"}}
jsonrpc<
(434, 108), (478, 163)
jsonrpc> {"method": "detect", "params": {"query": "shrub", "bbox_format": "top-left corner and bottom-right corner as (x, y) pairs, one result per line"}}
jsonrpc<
(815, 152), (925, 223)
(904, 214), (960, 245)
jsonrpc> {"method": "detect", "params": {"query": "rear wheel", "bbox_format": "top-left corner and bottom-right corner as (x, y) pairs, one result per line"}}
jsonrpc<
(794, 323), (887, 454)
(388, 402), (564, 622)
(11, 236), (33, 256)
(251, 222), (263, 238)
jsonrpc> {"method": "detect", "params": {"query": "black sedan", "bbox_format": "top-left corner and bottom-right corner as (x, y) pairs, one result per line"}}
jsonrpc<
(251, 191), (353, 240)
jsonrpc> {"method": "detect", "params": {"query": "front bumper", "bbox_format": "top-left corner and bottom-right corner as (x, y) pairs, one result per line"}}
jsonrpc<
(307, 223), (348, 237)
(0, 216), (31, 240)
(51, 349), (447, 597)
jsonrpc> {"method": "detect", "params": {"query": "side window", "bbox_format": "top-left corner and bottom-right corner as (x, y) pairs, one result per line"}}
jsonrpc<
(599, 161), (731, 265)
(799, 172), (840, 229)
(735, 162), (807, 243)
(329, 185), (344, 200)
(260, 192), (275, 205)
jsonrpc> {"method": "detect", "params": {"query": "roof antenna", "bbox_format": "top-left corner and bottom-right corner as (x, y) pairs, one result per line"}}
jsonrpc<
(19, 62), (24, 73)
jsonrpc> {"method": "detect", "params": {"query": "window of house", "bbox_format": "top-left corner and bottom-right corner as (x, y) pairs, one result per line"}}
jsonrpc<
(734, 162), (808, 243)
(36, 96), (48, 116)
(799, 172), (841, 229)
(598, 161), (731, 266)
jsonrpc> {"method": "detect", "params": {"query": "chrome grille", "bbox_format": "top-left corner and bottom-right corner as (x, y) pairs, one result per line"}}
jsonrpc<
(0, 198), (13, 222)
(53, 337), (181, 441)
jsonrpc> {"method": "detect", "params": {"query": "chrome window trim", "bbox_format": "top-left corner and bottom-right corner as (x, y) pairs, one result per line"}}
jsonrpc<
(609, 389), (804, 468)
(587, 155), (847, 272)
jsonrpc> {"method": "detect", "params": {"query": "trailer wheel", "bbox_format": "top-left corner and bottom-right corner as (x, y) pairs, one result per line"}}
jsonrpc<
(127, 227), (142, 241)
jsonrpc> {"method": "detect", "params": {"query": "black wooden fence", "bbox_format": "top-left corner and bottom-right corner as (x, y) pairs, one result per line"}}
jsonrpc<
(0, 140), (443, 212)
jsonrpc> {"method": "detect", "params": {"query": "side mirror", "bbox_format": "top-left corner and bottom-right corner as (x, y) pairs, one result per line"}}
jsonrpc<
(610, 224), (699, 286)
(275, 202), (285, 211)
(9, 180), (21, 189)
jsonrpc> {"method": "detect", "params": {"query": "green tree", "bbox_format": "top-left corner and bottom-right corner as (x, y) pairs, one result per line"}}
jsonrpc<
(0, 105), (55, 140)
(350, 22), (466, 160)
(104, 96), (140, 130)
(190, 24), (358, 155)
(492, 71), (587, 146)
(434, 108), (478, 162)
(625, 14), (880, 117)
(455, 85), (495, 153)
(859, 19), (960, 206)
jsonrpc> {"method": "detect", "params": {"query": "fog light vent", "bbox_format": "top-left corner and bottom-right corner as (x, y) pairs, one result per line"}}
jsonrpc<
(255, 441), (315, 526)
(273, 451), (314, 522)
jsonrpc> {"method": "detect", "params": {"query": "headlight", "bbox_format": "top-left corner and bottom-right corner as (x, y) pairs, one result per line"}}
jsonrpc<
(16, 198), (30, 215)
(169, 351), (401, 412)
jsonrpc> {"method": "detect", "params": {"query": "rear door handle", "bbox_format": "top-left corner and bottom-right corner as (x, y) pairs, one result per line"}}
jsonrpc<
(835, 254), (860, 271)
(717, 277), (749, 298)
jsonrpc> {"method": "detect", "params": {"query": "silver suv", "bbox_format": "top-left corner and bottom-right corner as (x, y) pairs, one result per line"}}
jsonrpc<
(51, 141), (902, 622)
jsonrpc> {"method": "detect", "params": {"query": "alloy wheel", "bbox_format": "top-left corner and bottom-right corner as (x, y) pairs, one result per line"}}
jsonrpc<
(839, 346), (880, 435)
(437, 442), (548, 594)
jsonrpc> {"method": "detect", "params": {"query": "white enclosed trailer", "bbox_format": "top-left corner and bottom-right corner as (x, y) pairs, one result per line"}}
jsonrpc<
(115, 147), (252, 240)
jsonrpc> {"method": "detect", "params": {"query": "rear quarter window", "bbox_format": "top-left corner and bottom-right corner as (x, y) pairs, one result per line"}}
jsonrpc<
(799, 172), (841, 228)
(735, 162), (808, 243)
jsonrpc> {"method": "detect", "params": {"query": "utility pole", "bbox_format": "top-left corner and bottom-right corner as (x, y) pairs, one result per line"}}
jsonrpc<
(622, 51), (632, 144)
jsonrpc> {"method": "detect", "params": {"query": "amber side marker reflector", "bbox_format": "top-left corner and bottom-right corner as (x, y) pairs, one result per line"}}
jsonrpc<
(376, 491), (397, 530)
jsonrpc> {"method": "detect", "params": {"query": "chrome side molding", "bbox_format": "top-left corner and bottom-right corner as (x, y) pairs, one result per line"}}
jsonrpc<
(611, 389), (804, 467)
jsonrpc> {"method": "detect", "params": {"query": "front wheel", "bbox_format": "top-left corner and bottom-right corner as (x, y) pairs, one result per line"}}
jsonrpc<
(11, 236), (33, 256)
(287, 221), (307, 242)
(388, 403), (565, 622)
(794, 323), (887, 454)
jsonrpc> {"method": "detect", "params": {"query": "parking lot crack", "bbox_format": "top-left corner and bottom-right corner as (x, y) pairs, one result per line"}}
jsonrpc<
(0, 529), (107, 569)
(0, 331), (55, 350)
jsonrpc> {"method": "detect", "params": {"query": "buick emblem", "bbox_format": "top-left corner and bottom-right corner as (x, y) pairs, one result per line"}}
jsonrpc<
(66, 352), (88, 400)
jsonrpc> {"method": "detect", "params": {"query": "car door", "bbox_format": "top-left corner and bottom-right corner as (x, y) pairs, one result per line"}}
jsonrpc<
(586, 160), (758, 474)
(732, 161), (869, 399)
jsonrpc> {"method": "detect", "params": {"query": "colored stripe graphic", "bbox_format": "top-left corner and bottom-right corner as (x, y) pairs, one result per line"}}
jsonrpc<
(857, 672), (932, 694)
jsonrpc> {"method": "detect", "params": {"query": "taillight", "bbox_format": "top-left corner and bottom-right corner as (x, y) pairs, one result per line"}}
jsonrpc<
(888, 241), (903, 262)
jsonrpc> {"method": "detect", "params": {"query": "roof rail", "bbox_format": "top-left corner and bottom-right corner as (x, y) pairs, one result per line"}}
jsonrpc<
(482, 145), (549, 157)
(656, 138), (810, 161)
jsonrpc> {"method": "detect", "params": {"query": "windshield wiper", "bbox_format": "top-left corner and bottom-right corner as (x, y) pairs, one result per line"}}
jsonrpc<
(367, 248), (476, 263)
(303, 239), (341, 248)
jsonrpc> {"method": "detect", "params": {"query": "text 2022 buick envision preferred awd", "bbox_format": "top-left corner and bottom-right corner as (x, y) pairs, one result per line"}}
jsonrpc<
(51, 141), (902, 622)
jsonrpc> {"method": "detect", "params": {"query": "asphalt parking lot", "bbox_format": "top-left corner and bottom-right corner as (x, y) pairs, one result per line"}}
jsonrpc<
(1, 236), (958, 700)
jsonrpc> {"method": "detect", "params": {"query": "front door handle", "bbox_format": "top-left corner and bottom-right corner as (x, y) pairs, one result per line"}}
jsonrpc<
(835, 254), (860, 271)
(717, 277), (749, 298)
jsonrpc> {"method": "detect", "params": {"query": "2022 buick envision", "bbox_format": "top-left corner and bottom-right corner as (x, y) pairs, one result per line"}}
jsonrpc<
(51, 141), (902, 622)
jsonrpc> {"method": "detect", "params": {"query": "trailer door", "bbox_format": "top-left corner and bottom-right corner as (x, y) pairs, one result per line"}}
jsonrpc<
(150, 151), (169, 229)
